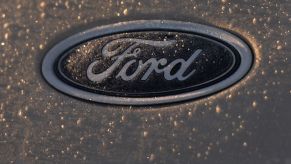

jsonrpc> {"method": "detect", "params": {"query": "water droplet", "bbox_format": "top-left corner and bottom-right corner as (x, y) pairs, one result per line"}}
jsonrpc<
(123, 9), (128, 15)
(252, 18), (257, 24)
(215, 105), (221, 114)
(143, 131), (148, 137)
(243, 142), (247, 147)
(40, 1), (46, 8)
(252, 101), (257, 108)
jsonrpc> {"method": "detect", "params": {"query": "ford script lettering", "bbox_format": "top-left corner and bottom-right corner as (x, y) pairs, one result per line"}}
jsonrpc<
(42, 20), (253, 105)
(87, 39), (202, 82)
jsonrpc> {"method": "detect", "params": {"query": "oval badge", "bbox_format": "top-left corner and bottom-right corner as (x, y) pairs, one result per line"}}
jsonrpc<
(42, 20), (253, 105)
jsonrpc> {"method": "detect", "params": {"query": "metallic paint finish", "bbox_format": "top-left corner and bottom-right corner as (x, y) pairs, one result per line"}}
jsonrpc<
(0, 0), (290, 164)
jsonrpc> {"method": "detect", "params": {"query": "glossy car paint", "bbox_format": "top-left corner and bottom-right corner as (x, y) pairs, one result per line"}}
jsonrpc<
(0, 0), (290, 164)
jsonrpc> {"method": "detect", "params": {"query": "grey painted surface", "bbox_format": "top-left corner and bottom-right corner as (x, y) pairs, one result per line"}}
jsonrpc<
(0, 0), (290, 163)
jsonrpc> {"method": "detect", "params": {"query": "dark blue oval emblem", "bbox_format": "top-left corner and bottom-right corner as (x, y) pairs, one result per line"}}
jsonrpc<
(42, 20), (253, 105)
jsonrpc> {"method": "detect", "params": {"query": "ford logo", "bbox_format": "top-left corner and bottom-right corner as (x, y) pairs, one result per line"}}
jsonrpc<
(42, 20), (253, 105)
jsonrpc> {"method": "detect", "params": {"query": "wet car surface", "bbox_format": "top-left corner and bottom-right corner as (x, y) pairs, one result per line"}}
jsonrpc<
(0, 0), (290, 163)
